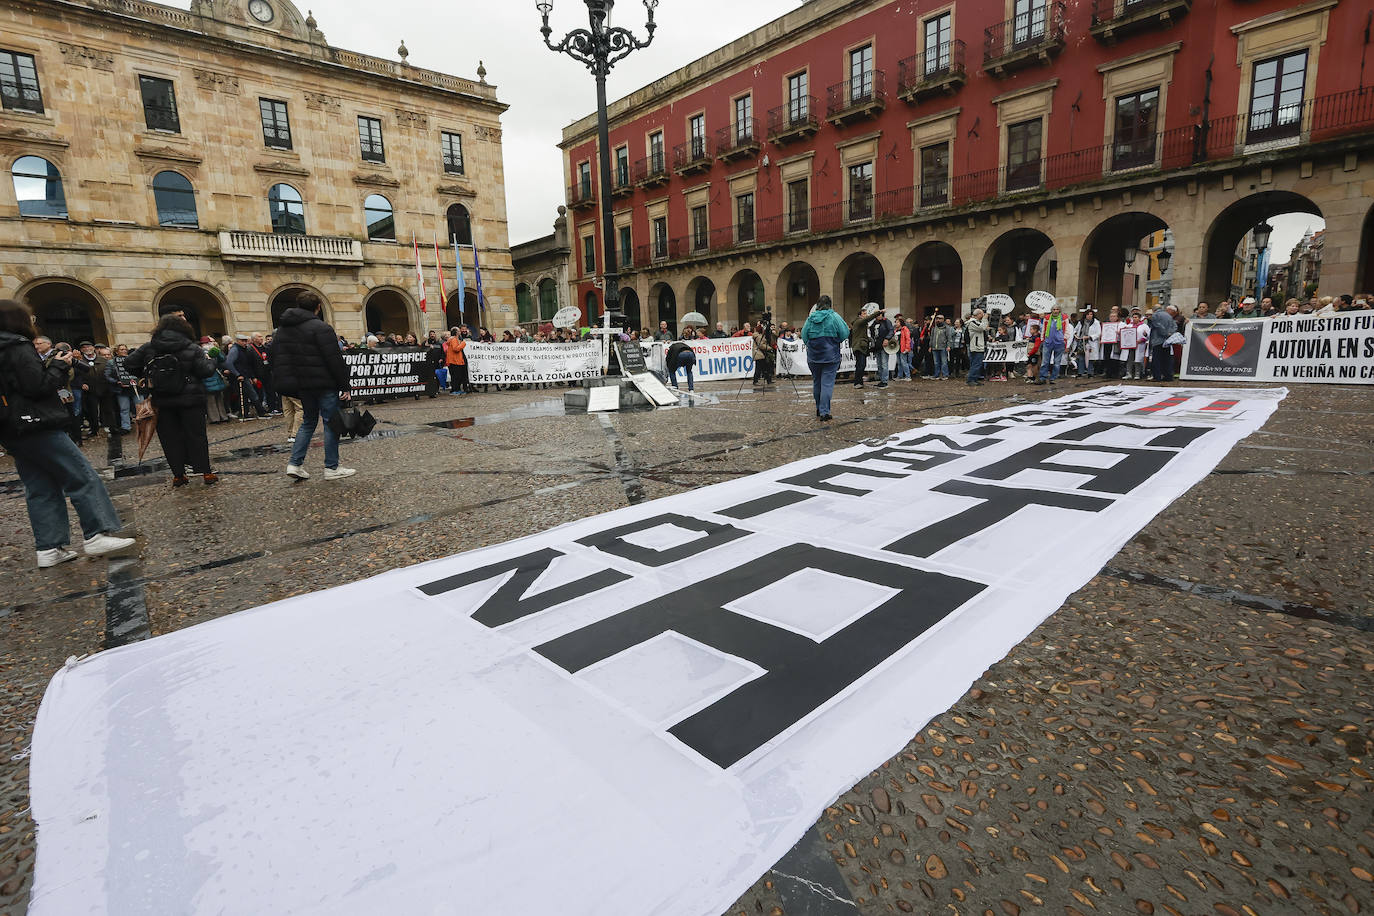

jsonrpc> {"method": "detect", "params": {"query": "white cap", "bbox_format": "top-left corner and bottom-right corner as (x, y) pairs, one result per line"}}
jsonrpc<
(862, 302), (882, 317)
(1242, 296), (1256, 304)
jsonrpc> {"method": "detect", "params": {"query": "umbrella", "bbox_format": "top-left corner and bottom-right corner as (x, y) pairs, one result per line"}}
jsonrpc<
(134, 398), (158, 464)
(680, 311), (708, 327)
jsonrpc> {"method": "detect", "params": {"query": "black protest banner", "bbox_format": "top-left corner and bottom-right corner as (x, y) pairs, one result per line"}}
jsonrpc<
(342, 347), (429, 397)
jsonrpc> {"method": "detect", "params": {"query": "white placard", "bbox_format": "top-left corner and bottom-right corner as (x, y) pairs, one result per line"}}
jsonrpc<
(587, 385), (620, 411)
(466, 341), (601, 384)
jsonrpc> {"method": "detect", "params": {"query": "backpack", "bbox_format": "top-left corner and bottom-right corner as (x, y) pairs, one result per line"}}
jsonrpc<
(144, 353), (186, 395)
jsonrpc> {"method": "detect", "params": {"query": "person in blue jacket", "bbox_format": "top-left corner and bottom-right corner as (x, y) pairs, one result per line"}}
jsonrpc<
(801, 295), (849, 421)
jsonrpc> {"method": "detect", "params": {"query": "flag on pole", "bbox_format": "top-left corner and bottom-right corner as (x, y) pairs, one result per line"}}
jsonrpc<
(411, 234), (427, 313)
(472, 244), (487, 322)
(432, 232), (447, 320)
(453, 238), (466, 328)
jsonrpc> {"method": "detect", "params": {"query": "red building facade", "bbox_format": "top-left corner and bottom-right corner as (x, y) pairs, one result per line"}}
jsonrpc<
(560, 0), (1374, 330)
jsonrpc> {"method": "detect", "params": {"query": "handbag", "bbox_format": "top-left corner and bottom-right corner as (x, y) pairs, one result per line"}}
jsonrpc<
(1164, 332), (1186, 347)
(327, 405), (377, 439)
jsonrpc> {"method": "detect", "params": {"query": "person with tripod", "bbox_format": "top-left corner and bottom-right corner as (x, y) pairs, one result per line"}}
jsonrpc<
(751, 315), (776, 386)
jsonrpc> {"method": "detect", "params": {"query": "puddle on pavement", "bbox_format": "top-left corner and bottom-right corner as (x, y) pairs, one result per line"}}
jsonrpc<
(429, 399), (571, 429)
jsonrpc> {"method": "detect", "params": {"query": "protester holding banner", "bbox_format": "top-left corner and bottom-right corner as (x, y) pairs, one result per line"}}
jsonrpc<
(445, 328), (470, 395)
(1119, 308), (1146, 380)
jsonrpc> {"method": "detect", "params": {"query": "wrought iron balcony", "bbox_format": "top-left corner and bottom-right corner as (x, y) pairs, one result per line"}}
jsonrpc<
(898, 41), (967, 103)
(568, 180), (597, 210)
(610, 165), (634, 199)
(673, 138), (713, 175)
(219, 231), (362, 264)
(633, 153), (669, 188)
(716, 119), (761, 161)
(1090, 0), (1191, 44)
(984, 2), (1066, 76)
(766, 98), (819, 145)
(826, 71), (886, 126)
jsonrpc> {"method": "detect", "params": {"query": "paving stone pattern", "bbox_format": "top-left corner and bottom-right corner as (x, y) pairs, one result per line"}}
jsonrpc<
(1, 377), (1371, 916)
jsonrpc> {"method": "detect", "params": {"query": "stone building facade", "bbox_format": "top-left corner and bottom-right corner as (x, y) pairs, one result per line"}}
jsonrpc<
(560, 0), (1374, 331)
(0, 0), (514, 346)
(511, 206), (572, 329)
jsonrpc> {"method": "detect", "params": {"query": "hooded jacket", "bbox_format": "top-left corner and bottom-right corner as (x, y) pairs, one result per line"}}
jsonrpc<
(125, 328), (216, 409)
(270, 307), (350, 395)
(801, 307), (849, 365)
(0, 331), (72, 435)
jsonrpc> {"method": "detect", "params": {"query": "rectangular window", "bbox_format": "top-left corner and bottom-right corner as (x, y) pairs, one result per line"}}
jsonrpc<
(787, 178), (809, 232)
(688, 114), (706, 158)
(442, 131), (464, 174)
(615, 146), (629, 187)
(649, 131), (665, 170)
(358, 116), (384, 163)
(1013, 0), (1047, 46)
(577, 161), (592, 197)
(259, 98), (291, 150)
(1006, 117), (1042, 191)
(582, 234), (595, 274)
(736, 192), (755, 242)
(849, 45), (874, 101)
(923, 14), (952, 76)
(734, 95), (753, 141)
(920, 142), (949, 207)
(618, 225), (632, 266)
(1112, 88), (1159, 170)
(787, 72), (809, 123)
(691, 205), (708, 251)
(1248, 51), (1307, 143)
(848, 162), (874, 220)
(138, 75), (179, 132)
(652, 216), (668, 259)
(0, 50), (43, 114)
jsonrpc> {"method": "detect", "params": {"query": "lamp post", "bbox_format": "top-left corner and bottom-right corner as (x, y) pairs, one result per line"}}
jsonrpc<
(537, 0), (657, 330)
(1251, 220), (1272, 301)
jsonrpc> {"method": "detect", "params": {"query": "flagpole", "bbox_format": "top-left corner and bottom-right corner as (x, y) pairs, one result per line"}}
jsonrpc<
(432, 232), (447, 340)
(453, 236), (466, 332)
(411, 233), (428, 338)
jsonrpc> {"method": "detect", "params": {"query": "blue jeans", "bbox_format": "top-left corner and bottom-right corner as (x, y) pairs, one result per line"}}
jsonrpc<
(896, 351), (912, 379)
(113, 388), (139, 432)
(875, 348), (890, 383)
(673, 351), (695, 391)
(967, 350), (986, 383)
(1039, 342), (1065, 380)
(812, 361), (838, 416)
(1, 429), (123, 549)
(290, 390), (342, 470)
(933, 349), (949, 378)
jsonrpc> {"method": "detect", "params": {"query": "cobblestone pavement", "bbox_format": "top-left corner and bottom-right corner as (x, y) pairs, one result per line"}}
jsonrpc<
(1, 377), (1371, 915)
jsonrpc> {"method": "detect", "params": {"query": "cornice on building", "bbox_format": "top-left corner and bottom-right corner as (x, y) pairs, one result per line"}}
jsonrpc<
(559, 0), (882, 149)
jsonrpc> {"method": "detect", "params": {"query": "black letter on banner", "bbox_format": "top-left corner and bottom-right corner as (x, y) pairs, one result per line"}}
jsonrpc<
(778, 463), (907, 496)
(885, 479), (1112, 558)
(576, 513), (749, 567)
(968, 442), (1175, 494)
(418, 548), (631, 628)
(846, 447), (962, 472)
(890, 433), (998, 453)
(719, 490), (815, 519)
(1051, 420), (1209, 450)
(535, 543), (985, 768)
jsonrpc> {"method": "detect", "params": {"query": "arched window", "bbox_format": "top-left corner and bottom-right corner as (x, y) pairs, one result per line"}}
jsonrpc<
(585, 290), (600, 324)
(364, 194), (394, 241)
(446, 203), (472, 247)
(515, 283), (534, 324)
(152, 171), (197, 227)
(268, 183), (305, 235)
(538, 278), (558, 320)
(12, 156), (67, 219)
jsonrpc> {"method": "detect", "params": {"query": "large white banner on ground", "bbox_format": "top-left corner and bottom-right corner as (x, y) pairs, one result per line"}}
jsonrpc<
(29, 386), (1285, 916)
(1181, 309), (1374, 384)
(466, 340), (602, 384)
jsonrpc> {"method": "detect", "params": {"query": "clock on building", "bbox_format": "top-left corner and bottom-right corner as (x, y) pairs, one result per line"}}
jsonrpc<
(248, 0), (274, 23)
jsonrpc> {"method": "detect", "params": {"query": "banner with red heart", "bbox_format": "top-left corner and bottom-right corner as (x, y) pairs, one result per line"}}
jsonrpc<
(1204, 332), (1246, 360)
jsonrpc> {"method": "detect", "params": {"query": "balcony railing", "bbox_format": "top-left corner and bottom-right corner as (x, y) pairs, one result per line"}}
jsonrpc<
(569, 180), (596, 210)
(767, 98), (819, 144)
(613, 87), (1374, 266)
(673, 138), (713, 175)
(826, 71), (886, 125)
(219, 231), (362, 264)
(633, 153), (669, 187)
(1090, 0), (1192, 43)
(611, 165), (634, 198)
(984, 2), (1066, 74)
(897, 41), (967, 102)
(716, 119), (761, 161)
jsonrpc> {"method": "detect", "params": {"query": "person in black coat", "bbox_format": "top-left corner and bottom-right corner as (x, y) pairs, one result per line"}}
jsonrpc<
(126, 315), (218, 487)
(271, 291), (355, 480)
(0, 299), (136, 566)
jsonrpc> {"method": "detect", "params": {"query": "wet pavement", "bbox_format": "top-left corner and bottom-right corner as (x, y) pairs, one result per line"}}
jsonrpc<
(1, 377), (1371, 915)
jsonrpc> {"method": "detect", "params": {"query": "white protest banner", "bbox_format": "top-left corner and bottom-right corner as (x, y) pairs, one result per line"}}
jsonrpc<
(1182, 310), (1374, 384)
(466, 340), (602, 384)
(774, 338), (858, 377)
(29, 386), (1285, 916)
(341, 347), (428, 397)
(685, 337), (755, 380)
(983, 339), (1029, 363)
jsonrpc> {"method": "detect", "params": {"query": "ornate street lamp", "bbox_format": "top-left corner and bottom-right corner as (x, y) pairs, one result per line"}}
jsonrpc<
(538, 0), (657, 328)
(1251, 220), (1273, 300)
(1155, 246), (1172, 274)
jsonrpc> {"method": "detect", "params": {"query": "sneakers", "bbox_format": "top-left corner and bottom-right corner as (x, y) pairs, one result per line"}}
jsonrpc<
(286, 464), (311, 480)
(37, 547), (79, 568)
(324, 466), (356, 480)
(83, 533), (136, 557)
(877, 382), (889, 388)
